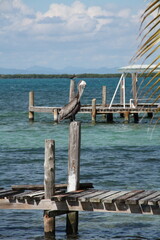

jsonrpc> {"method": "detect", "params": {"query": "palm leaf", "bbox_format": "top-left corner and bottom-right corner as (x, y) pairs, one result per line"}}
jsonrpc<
(132, 0), (160, 108)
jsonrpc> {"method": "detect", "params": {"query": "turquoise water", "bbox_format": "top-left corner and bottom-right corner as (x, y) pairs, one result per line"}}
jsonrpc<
(0, 78), (160, 240)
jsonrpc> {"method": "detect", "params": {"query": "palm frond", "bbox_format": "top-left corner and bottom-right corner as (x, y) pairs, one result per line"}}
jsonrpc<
(132, 0), (160, 108)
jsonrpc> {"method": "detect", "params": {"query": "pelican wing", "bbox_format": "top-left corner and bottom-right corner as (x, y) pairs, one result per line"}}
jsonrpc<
(59, 97), (79, 121)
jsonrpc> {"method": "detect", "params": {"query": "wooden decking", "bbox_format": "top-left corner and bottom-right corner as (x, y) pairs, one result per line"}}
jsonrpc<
(1, 185), (160, 215)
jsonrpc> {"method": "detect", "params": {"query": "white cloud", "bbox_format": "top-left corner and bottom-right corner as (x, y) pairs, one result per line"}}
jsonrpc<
(0, 0), (143, 69)
(118, 9), (131, 18)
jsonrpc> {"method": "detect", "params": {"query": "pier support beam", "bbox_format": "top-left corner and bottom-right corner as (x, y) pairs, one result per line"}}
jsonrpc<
(53, 109), (58, 123)
(66, 121), (81, 235)
(132, 73), (138, 107)
(92, 99), (96, 123)
(147, 112), (153, 118)
(44, 140), (55, 237)
(107, 113), (113, 123)
(124, 112), (130, 123)
(134, 113), (139, 123)
(29, 91), (34, 121)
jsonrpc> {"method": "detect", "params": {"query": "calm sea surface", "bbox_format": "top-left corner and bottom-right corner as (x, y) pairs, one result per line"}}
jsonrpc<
(0, 77), (160, 240)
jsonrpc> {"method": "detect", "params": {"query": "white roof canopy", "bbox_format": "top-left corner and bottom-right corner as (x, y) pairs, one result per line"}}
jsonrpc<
(118, 64), (160, 73)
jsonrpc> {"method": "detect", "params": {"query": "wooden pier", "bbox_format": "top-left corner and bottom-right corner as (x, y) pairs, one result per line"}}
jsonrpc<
(28, 89), (158, 123)
(0, 121), (160, 238)
(28, 65), (160, 123)
(1, 186), (160, 215)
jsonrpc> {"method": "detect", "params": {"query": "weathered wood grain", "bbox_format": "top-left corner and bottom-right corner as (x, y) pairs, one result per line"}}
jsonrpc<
(89, 191), (119, 203)
(44, 139), (56, 236)
(139, 191), (160, 205)
(126, 191), (156, 205)
(67, 121), (81, 234)
(102, 191), (129, 203)
(115, 190), (144, 203)
(44, 140), (55, 199)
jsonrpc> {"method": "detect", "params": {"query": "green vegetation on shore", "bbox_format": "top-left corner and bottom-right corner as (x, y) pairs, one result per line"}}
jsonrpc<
(0, 73), (121, 79)
(0, 73), (155, 79)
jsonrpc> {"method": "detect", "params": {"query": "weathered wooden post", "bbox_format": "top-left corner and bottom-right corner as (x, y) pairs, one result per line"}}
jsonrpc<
(92, 98), (96, 123)
(53, 109), (58, 123)
(107, 113), (113, 123)
(102, 86), (107, 119)
(120, 77), (125, 106)
(132, 73), (138, 107)
(44, 139), (55, 237)
(29, 91), (34, 121)
(147, 112), (153, 118)
(124, 111), (130, 123)
(102, 86), (106, 106)
(69, 79), (75, 102)
(66, 121), (81, 234)
(133, 113), (139, 123)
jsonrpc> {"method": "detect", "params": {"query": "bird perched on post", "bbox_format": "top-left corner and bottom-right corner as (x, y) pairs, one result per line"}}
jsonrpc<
(58, 80), (86, 122)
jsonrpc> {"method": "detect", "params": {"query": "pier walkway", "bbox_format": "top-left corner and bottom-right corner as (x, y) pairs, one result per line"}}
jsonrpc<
(1, 185), (160, 215)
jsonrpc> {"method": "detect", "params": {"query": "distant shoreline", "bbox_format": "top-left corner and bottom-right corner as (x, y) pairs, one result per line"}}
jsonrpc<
(0, 73), (122, 79)
(0, 73), (153, 79)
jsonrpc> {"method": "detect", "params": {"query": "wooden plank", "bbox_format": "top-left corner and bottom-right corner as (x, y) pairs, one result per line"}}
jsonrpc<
(126, 191), (156, 205)
(11, 183), (93, 191)
(0, 190), (23, 198)
(148, 194), (160, 205)
(89, 191), (120, 203)
(67, 189), (96, 201)
(139, 191), (160, 205)
(102, 191), (130, 203)
(78, 190), (107, 202)
(52, 190), (85, 201)
(115, 190), (144, 203)
(8, 191), (35, 201)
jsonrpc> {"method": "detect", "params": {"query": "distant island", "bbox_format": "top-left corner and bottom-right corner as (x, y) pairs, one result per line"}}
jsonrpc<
(0, 73), (153, 79)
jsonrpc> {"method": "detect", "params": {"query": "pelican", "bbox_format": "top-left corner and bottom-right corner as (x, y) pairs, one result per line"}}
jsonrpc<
(58, 80), (86, 122)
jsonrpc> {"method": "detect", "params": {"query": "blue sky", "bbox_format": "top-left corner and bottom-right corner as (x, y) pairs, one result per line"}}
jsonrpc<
(0, 0), (147, 70)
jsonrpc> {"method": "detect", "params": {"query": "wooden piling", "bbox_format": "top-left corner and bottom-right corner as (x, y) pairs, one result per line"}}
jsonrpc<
(69, 79), (75, 102)
(107, 113), (113, 123)
(53, 109), (58, 122)
(147, 112), (153, 118)
(92, 99), (96, 123)
(102, 86), (107, 119)
(134, 113), (139, 123)
(102, 86), (106, 106)
(66, 121), (81, 234)
(124, 112), (130, 123)
(132, 73), (138, 107)
(44, 140), (55, 237)
(29, 91), (34, 121)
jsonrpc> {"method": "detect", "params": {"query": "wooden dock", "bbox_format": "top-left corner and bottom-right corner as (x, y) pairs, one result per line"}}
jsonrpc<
(28, 89), (159, 123)
(1, 121), (159, 237)
(1, 186), (160, 215)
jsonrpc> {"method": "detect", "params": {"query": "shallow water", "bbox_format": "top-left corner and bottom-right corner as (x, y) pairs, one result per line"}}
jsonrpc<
(0, 78), (160, 240)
